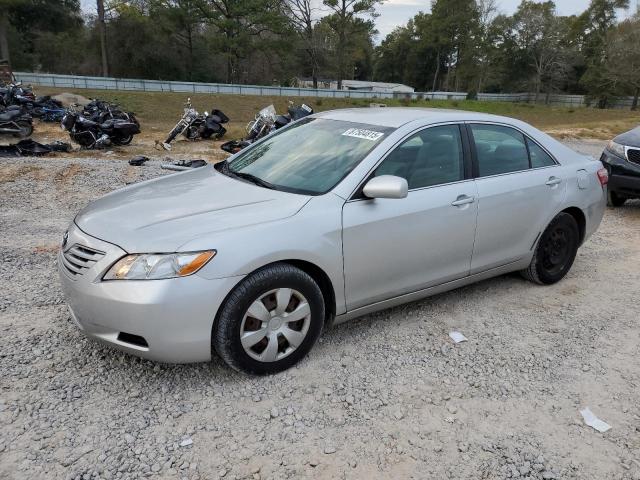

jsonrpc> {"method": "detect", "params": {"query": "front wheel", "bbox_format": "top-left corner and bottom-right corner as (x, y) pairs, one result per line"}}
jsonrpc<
(607, 188), (626, 207)
(164, 125), (182, 144)
(521, 212), (579, 285)
(213, 263), (325, 375)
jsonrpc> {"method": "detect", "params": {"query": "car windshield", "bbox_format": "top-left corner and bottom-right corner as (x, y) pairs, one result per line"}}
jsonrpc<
(226, 118), (393, 195)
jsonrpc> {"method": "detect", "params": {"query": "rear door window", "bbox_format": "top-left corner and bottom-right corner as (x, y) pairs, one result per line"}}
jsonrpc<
(526, 138), (556, 168)
(470, 124), (530, 177)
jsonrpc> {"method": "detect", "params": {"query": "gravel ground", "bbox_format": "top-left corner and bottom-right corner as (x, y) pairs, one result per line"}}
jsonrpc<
(1, 141), (639, 480)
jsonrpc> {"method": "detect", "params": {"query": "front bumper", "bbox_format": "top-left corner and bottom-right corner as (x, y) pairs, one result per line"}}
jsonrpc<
(57, 223), (243, 363)
(600, 150), (640, 197)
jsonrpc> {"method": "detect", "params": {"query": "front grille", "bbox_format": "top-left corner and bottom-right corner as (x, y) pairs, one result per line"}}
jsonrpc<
(61, 244), (105, 277)
(627, 148), (640, 165)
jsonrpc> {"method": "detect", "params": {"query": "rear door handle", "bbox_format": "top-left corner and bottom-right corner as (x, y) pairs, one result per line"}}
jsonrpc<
(545, 176), (562, 186)
(451, 195), (475, 207)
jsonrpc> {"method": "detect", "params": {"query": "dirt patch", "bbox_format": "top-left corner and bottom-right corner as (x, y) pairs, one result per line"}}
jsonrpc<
(0, 164), (45, 183)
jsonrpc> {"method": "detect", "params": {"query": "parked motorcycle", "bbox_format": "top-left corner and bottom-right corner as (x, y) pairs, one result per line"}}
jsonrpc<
(0, 105), (33, 137)
(31, 96), (67, 122)
(0, 83), (68, 122)
(221, 102), (312, 154)
(82, 99), (133, 123)
(162, 98), (229, 150)
(61, 109), (141, 149)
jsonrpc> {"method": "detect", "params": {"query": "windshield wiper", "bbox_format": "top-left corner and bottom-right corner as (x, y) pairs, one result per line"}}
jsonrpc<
(216, 160), (276, 190)
(230, 171), (277, 190)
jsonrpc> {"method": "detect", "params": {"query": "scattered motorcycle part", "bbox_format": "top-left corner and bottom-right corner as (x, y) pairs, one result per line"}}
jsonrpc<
(129, 156), (150, 166)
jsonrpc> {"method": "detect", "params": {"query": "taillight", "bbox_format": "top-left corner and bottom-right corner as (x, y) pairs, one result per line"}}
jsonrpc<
(597, 167), (609, 188)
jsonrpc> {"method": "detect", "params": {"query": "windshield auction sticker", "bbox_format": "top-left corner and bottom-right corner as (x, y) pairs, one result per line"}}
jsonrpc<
(342, 128), (385, 141)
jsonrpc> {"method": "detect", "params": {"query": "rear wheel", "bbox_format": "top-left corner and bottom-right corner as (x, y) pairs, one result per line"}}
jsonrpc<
(521, 212), (579, 285)
(112, 134), (133, 146)
(213, 263), (325, 375)
(606, 188), (626, 207)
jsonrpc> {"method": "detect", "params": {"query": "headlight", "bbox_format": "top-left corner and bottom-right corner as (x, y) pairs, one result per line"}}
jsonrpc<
(606, 140), (627, 159)
(103, 250), (216, 280)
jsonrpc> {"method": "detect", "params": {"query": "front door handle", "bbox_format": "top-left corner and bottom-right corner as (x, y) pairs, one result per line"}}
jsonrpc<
(451, 195), (475, 207)
(545, 176), (562, 186)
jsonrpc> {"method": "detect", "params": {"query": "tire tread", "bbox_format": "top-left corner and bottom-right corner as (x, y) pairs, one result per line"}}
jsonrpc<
(212, 263), (324, 375)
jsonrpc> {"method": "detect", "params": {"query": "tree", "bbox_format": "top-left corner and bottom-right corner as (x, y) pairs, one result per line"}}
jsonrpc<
(283, 0), (324, 88)
(511, 1), (571, 101)
(322, 0), (380, 89)
(427, 0), (480, 92)
(97, 0), (109, 76)
(0, 0), (22, 63)
(3, 0), (83, 70)
(605, 13), (640, 109)
(150, 0), (204, 80)
(198, 0), (289, 83)
(576, 0), (629, 106)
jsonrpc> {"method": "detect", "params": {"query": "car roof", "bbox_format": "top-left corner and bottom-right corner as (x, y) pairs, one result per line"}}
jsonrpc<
(312, 107), (516, 128)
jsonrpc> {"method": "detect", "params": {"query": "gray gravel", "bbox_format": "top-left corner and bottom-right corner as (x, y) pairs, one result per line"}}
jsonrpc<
(1, 143), (640, 480)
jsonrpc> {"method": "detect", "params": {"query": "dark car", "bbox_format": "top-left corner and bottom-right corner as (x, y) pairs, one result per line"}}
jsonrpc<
(600, 126), (640, 206)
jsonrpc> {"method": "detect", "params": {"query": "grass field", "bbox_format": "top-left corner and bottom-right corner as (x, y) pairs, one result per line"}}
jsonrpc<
(37, 86), (640, 140)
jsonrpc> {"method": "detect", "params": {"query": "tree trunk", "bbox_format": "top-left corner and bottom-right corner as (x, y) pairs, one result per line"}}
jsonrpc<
(432, 51), (441, 93)
(96, 0), (109, 77)
(187, 24), (194, 81)
(0, 11), (10, 64)
(632, 87), (639, 111)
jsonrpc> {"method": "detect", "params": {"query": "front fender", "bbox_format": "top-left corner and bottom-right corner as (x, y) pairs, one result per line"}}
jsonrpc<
(184, 194), (347, 315)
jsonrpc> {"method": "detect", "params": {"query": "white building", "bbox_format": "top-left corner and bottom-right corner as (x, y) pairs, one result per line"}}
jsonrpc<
(295, 78), (414, 94)
(340, 80), (414, 94)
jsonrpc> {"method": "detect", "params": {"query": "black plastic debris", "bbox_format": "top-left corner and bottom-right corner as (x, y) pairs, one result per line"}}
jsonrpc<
(160, 159), (208, 171)
(128, 155), (149, 166)
(0, 139), (72, 157)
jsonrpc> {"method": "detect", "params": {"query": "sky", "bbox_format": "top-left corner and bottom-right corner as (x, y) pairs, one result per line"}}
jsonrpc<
(80, 0), (638, 40)
(375, 0), (636, 39)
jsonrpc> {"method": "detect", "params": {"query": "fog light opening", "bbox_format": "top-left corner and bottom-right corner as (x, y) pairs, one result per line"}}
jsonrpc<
(117, 332), (149, 348)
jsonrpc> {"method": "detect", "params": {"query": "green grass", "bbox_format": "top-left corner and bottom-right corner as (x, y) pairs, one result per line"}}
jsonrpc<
(38, 87), (640, 139)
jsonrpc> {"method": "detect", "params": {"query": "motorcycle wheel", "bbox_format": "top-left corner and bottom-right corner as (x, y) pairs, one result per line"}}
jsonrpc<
(185, 127), (199, 140)
(14, 121), (33, 138)
(112, 135), (133, 146)
(201, 130), (213, 139)
(215, 127), (227, 140)
(165, 125), (181, 144)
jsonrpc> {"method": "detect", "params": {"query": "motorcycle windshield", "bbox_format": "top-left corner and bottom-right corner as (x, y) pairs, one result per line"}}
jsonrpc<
(258, 105), (276, 121)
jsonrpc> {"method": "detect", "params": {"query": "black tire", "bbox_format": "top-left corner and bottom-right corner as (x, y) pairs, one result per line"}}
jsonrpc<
(14, 120), (33, 138)
(112, 134), (133, 146)
(606, 188), (626, 207)
(521, 212), (580, 285)
(164, 125), (181, 144)
(213, 263), (325, 375)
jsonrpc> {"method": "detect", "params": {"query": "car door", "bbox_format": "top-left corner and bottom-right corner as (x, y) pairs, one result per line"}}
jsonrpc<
(342, 124), (479, 310)
(467, 123), (566, 274)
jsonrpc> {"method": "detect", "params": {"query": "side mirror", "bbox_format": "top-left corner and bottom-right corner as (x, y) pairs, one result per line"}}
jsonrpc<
(362, 175), (408, 199)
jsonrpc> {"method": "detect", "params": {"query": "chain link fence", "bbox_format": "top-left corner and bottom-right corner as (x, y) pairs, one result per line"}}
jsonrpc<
(14, 72), (637, 110)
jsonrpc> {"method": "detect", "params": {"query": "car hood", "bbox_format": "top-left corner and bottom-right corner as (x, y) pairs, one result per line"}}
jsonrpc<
(75, 165), (311, 252)
(614, 126), (640, 148)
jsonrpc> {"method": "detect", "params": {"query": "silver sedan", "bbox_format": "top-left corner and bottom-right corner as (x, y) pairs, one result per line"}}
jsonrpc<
(58, 108), (607, 374)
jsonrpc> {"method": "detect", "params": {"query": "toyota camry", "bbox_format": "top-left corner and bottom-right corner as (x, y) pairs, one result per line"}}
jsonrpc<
(58, 108), (607, 374)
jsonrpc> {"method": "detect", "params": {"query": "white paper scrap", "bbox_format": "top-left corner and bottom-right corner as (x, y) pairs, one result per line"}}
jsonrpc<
(180, 438), (193, 447)
(449, 331), (468, 344)
(580, 408), (611, 433)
